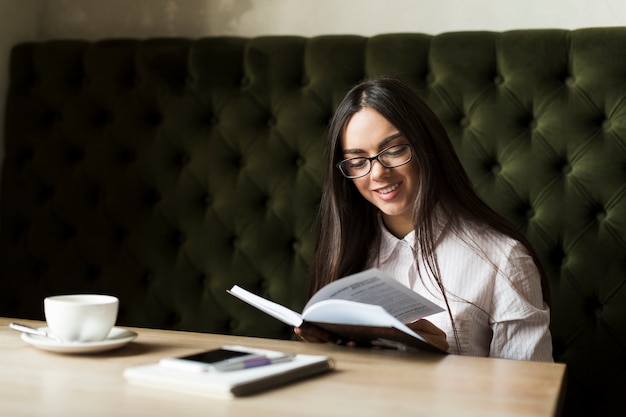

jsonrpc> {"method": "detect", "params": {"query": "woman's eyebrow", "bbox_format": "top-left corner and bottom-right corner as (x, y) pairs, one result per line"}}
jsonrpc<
(378, 132), (403, 149)
(342, 132), (403, 155)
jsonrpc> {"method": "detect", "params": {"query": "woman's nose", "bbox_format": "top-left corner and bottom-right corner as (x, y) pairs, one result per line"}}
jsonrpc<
(369, 159), (389, 179)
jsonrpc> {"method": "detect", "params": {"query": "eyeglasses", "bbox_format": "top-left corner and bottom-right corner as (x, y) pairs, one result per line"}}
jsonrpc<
(336, 144), (413, 179)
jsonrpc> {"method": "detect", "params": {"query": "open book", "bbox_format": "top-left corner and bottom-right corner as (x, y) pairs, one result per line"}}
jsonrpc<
(228, 268), (447, 353)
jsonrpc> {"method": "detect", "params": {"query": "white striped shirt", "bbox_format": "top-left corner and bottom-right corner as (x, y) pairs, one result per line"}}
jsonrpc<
(369, 218), (553, 362)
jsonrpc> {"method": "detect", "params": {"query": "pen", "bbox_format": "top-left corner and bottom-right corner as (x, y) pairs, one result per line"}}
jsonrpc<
(214, 354), (294, 372)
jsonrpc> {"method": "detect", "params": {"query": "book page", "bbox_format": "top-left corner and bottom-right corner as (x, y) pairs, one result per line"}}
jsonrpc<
(303, 299), (402, 327)
(227, 286), (304, 327)
(304, 268), (443, 323)
(302, 299), (444, 352)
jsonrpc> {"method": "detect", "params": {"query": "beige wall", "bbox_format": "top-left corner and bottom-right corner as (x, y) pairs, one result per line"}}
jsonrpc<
(34, 0), (626, 39)
(1, 0), (625, 181)
(35, 0), (626, 39)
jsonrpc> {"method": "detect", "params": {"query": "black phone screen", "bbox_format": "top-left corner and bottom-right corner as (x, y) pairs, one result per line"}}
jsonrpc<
(179, 349), (251, 364)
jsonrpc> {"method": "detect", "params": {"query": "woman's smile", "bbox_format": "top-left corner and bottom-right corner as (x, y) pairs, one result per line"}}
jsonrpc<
(374, 182), (402, 199)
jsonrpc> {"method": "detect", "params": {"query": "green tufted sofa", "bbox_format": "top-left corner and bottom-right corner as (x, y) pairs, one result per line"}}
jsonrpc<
(1, 28), (625, 416)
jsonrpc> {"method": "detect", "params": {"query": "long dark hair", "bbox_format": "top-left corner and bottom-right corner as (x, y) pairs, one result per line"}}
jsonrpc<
(309, 77), (550, 310)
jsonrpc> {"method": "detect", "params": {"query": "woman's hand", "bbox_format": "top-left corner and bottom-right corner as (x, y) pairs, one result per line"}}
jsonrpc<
(407, 319), (449, 352)
(294, 324), (336, 343)
(296, 319), (449, 352)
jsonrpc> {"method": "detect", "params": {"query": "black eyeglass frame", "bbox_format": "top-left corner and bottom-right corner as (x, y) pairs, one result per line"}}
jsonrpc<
(336, 144), (413, 179)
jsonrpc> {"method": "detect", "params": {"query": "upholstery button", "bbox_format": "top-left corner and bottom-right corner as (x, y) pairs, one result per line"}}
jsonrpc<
(141, 270), (156, 284)
(38, 185), (55, 203)
(28, 76), (39, 92)
(94, 110), (111, 126)
(119, 148), (136, 164)
(174, 151), (189, 167)
(241, 77), (250, 87)
(459, 117), (470, 128)
(201, 192), (212, 208)
(425, 73), (435, 84)
(113, 228), (127, 244)
(595, 305), (603, 317)
(296, 157), (305, 167)
(123, 73), (135, 89)
(267, 118), (277, 127)
(165, 311), (182, 327)
(66, 146), (85, 163)
(44, 110), (60, 125)
(549, 247), (567, 267)
(62, 224), (77, 239)
(491, 164), (501, 175)
(31, 259), (48, 277)
(143, 188), (161, 206)
(8, 219), (28, 243)
(561, 163), (572, 175)
(525, 208), (535, 219)
(70, 75), (84, 90)
(301, 76), (309, 86)
(565, 76), (576, 87)
(602, 119), (612, 130)
(528, 119), (538, 130)
(88, 187), (102, 205)
(145, 110), (163, 127)
(19, 148), (34, 166)
(585, 296), (603, 317)
(170, 231), (186, 247)
(493, 75), (504, 85)
(595, 304), (604, 317)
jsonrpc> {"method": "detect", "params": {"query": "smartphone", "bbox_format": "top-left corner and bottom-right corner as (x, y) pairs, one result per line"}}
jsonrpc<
(159, 345), (293, 373)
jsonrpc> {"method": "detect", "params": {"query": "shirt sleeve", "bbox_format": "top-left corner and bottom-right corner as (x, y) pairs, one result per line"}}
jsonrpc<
(488, 242), (553, 362)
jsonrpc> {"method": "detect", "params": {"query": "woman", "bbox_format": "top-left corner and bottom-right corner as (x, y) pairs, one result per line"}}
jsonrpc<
(296, 77), (553, 361)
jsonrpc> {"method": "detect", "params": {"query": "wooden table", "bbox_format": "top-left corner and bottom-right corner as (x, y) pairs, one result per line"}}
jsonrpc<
(0, 318), (565, 417)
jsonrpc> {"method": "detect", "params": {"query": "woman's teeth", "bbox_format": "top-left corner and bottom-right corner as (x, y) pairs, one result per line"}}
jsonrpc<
(378, 183), (399, 194)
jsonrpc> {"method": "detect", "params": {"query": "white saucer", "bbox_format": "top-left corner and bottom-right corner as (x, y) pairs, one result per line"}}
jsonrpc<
(21, 327), (138, 354)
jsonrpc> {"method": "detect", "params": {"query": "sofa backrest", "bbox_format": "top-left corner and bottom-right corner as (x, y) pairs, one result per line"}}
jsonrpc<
(1, 29), (625, 416)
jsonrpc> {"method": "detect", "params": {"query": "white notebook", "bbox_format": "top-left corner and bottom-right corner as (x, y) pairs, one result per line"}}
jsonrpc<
(124, 348), (334, 399)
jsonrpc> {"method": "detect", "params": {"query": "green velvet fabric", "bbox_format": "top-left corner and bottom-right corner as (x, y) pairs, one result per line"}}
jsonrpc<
(1, 29), (625, 416)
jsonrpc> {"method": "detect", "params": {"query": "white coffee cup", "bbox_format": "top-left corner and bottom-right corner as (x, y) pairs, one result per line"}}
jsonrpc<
(44, 294), (119, 343)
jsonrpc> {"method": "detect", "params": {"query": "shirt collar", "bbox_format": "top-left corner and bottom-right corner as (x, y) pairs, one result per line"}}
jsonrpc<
(376, 208), (449, 264)
(377, 215), (416, 264)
